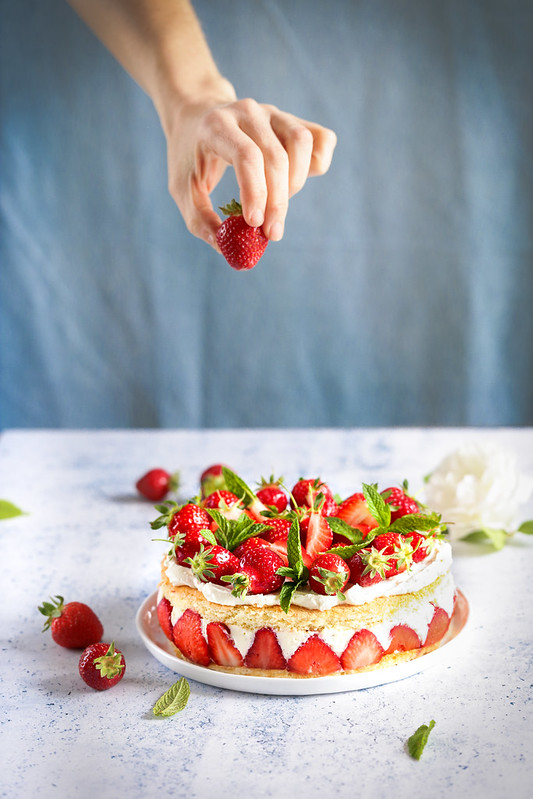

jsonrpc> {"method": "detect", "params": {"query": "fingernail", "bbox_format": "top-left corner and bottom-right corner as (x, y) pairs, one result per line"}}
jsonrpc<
(269, 222), (284, 241)
(249, 209), (264, 227)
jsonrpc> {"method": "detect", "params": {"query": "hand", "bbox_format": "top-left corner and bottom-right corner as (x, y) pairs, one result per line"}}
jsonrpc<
(165, 96), (337, 248)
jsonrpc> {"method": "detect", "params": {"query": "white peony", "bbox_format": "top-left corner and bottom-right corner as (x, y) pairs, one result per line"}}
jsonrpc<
(424, 442), (533, 543)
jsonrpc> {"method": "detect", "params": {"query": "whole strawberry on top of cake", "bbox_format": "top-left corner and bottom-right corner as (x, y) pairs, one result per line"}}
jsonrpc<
(153, 468), (455, 677)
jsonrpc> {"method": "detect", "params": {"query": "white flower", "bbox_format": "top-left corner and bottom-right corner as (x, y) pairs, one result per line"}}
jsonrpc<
(424, 442), (533, 542)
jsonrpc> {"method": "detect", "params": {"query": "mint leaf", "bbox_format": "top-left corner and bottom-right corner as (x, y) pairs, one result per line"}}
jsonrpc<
(407, 720), (436, 760)
(221, 467), (256, 505)
(389, 512), (442, 535)
(153, 677), (190, 717)
(461, 528), (508, 550)
(227, 518), (270, 551)
(518, 520), (533, 535)
(0, 500), (26, 520)
(325, 517), (367, 544)
(286, 516), (306, 581)
(363, 483), (391, 527)
(279, 580), (304, 613)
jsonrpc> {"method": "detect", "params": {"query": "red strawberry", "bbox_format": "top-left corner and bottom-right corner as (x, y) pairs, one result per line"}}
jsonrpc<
(260, 517), (292, 541)
(232, 536), (271, 559)
(309, 553), (350, 598)
(291, 478), (334, 511)
(371, 533), (414, 578)
(335, 492), (378, 530)
(424, 606), (451, 646)
(382, 486), (420, 521)
(39, 595), (103, 649)
(300, 511), (333, 559)
(229, 547), (285, 596)
(385, 624), (421, 655)
(172, 609), (211, 666)
(200, 464), (228, 498)
(216, 199), (268, 270)
(78, 642), (125, 690)
(168, 503), (212, 540)
(203, 490), (241, 510)
(406, 532), (431, 563)
(244, 628), (286, 670)
(256, 476), (288, 513)
(345, 549), (389, 587)
(156, 597), (174, 641)
(340, 629), (384, 671)
(185, 544), (240, 585)
(136, 468), (178, 501)
(206, 622), (244, 668)
(288, 635), (341, 676)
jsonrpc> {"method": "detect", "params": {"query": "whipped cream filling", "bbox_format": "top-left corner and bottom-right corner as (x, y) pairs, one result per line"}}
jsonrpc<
(164, 540), (453, 610)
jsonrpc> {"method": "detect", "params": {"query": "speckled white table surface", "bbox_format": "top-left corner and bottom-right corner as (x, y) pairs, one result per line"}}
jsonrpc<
(1, 428), (532, 799)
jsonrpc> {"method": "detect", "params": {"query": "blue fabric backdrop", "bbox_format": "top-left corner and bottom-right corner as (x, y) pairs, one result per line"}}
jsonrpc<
(1, 0), (532, 429)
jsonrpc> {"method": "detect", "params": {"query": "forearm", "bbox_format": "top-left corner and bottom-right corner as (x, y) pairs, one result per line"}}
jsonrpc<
(67, 0), (236, 132)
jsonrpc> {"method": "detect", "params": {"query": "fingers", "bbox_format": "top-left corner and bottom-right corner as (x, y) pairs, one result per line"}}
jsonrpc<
(169, 99), (336, 247)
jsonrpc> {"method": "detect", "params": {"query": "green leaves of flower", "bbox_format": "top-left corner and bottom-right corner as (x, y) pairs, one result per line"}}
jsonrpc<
(0, 499), (26, 520)
(460, 519), (533, 550)
(407, 720), (436, 759)
(152, 677), (190, 717)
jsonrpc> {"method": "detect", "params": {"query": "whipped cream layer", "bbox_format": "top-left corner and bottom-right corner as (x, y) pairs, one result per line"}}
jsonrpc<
(164, 540), (453, 610)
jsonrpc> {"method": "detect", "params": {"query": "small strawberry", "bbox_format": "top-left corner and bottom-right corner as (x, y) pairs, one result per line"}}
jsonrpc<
(291, 478), (334, 512)
(371, 533), (414, 578)
(78, 642), (125, 691)
(244, 628), (286, 670)
(136, 468), (179, 502)
(185, 544), (240, 585)
(256, 476), (288, 513)
(206, 622), (244, 668)
(172, 609), (211, 666)
(406, 532), (433, 563)
(340, 629), (384, 671)
(173, 529), (214, 565)
(232, 536), (271, 560)
(287, 635), (341, 676)
(345, 548), (391, 587)
(200, 464), (229, 498)
(335, 492), (379, 530)
(299, 511), (333, 560)
(381, 485), (420, 521)
(309, 553), (350, 598)
(224, 547), (285, 596)
(39, 595), (103, 649)
(260, 517), (292, 541)
(168, 503), (212, 540)
(216, 199), (268, 271)
(203, 490), (241, 510)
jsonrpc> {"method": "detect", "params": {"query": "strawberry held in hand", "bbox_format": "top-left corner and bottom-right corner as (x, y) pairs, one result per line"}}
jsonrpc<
(216, 199), (268, 270)
(39, 595), (103, 649)
(78, 641), (125, 691)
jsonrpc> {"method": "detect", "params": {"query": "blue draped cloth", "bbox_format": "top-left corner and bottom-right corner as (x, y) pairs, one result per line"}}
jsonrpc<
(1, 0), (532, 428)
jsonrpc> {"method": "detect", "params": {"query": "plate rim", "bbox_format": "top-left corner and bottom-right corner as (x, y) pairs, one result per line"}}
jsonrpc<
(135, 589), (469, 696)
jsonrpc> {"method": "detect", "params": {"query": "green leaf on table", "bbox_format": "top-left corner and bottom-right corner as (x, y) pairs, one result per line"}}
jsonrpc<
(518, 520), (533, 535)
(407, 720), (436, 760)
(461, 527), (508, 550)
(153, 677), (190, 717)
(0, 500), (27, 520)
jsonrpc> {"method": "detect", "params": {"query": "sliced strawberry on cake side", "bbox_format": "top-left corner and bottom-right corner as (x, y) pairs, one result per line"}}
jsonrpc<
(244, 628), (287, 671)
(385, 625), (422, 655)
(288, 635), (342, 677)
(172, 609), (211, 667)
(424, 606), (451, 647)
(206, 622), (244, 668)
(340, 629), (384, 671)
(156, 597), (174, 642)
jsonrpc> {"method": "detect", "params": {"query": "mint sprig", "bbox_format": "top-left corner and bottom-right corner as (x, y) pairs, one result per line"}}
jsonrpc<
(221, 467), (256, 506)
(206, 508), (269, 551)
(407, 720), (436, 760)
(363, 483), (391, 527)
(276, 516), (309, 612)
(152, 677), (191, 717)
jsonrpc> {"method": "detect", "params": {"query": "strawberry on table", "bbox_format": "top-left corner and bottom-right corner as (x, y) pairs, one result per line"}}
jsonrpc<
(136, 468), (179, 502)
(309, 553), (350, 598)
(39, 595), (103, 649)
(216, 199), (268, 271)
(78, 642), (125, 691)
(200, 464), (229, 498)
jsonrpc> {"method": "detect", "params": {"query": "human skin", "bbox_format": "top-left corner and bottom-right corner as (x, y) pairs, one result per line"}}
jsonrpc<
(67, 0), (337, 250)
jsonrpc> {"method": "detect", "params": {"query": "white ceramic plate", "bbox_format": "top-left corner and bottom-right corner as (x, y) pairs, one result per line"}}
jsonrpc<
(136, 589), (469, 696)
